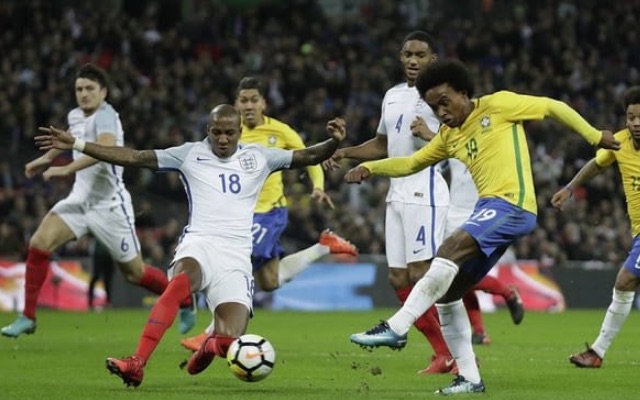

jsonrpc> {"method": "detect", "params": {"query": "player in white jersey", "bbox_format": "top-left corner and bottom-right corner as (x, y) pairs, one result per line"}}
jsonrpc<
(1, 64), (189, 339)
(441, 159), (478, 238)
(325, 31), (454, 374)
(35, 104), (347, 387)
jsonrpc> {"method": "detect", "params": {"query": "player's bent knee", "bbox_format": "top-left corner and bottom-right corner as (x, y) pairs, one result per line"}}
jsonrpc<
(117, 259), (145, 283)
(214, 302), (251, 336)
(254, 274), (278, 292)
(436, 231), (480, 265)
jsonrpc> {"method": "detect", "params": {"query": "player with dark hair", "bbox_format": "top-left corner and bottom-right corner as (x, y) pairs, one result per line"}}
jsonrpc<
(180, 77), (358, 352)
(325, 31), (457, 374)
(345, 59), (619, 394)
(35, 105), (348, 387)
(1, 63), (194, 338)
(552, 86), (640, 369)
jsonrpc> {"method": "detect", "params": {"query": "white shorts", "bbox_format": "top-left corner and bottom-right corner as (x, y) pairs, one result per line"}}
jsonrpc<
(445, 206), (474, 238)
(385, 201), (447, 267)
(51, 195), (140, 263)
(170, 236), (254, 313)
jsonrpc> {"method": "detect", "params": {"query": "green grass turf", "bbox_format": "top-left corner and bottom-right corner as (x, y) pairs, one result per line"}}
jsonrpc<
(1, 308), (638, 399)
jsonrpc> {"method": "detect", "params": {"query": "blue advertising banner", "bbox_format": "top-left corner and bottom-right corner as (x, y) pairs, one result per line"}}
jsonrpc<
(272, 263), (377, 310)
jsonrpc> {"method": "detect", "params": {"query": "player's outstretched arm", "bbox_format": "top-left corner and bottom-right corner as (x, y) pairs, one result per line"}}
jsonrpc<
(344, 133), (446, 184)
(43, 133), (120, 181)
(343, 156), (418, 184)
(291, 118), (346, 168)
(322, 135), (387, 171)
(36, 126), (159, 170)
(25, 149), (64, 178)
(545, 99), (620, 150)
(551, 159), (604, 211)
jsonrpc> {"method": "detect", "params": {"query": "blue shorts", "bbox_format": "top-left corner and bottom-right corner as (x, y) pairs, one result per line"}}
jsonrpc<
(251, 207), (288, 271)
(623, 234), (640, 277)
(459, 198), (537, 282)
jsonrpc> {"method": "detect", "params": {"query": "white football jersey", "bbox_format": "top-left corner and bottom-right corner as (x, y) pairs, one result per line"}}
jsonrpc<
(377, 83), (448, 206)
(155, 141), (292, 245)
(447, 158), (478, 213)
(66, 102), (129, 206)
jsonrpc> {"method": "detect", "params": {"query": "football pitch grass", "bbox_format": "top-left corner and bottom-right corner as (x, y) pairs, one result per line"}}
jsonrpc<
(1, 309), (638, 399)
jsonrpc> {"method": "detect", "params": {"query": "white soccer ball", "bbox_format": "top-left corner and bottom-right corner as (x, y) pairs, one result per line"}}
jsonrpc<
(226, 334), (276, 382)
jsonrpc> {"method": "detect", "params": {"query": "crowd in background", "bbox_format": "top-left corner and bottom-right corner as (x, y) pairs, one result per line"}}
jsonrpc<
(0, 0), (638, 269)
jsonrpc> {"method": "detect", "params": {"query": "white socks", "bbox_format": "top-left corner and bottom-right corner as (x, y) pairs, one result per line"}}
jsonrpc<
(437, 300), (481, 384)
(592, 288), (635, 358)
(277, 244), (330, 286)
(387, 257), (458, 335)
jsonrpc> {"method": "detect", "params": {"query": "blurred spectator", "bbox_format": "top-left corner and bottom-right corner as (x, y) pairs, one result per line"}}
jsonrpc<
(0, 0), (638, 266)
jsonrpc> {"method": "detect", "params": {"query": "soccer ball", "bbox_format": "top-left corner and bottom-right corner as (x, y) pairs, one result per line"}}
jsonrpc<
(226, 334), (276, 382)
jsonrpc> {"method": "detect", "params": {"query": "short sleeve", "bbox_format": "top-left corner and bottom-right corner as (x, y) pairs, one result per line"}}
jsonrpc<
(155, 143), (196, 170)
(94, 107), (118, 135)
(262, 147), (293, 171)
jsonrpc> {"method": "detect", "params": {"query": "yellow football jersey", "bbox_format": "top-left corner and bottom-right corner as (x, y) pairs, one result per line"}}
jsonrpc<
(362, 91), (602, 215)
(595, 129), (640, 236)
(241, 116), (324, 213)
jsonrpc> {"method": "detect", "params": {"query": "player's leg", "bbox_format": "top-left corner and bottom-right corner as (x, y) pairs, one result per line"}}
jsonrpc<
(186, 267), (254, 375)
(251, 208), (288, 291)
(277, 229), (358, 285)
(432, 201), (535, 394)
(444, 208), (490, 345)
(358, 202), (414, 350)
(397, 260), (454, 374)
(353, 200), (535, 341)
(473, 274), (524, 324)
(90, 204), (167, 292)
(463, 291), (491, 345)
(350, 230), (477, 347)
(88, 262), (99, 311)
(2, 206), (78, 338)
(352, 199), (536, 392)
(116, 253), (196, 334)
(102, 252), (114, 305)
(435, 259), (505, 394)
(88, 241), (107, 310)
(89, 204), (195, 333)
(352, 202), (454, 374)
(186, 302), (251, 375)
(181, 327), (211, 352)
(435, 281), (485, 394)
(254, 258), (281, 292)
(404, 204), (455, 374)
(181, 209), (284, 350)
(570, 252), (640, 368)
(106, 256), (202, 387)
(443, 207), (490, 345)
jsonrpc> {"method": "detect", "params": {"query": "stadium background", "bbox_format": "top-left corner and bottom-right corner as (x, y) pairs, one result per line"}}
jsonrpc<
(0, 0), (637, 311)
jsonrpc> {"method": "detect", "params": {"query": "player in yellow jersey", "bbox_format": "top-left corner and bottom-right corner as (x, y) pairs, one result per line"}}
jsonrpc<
(552, 86), (640, 369)
(180, 77), (358, 351)
(345, 59), (619, 395)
